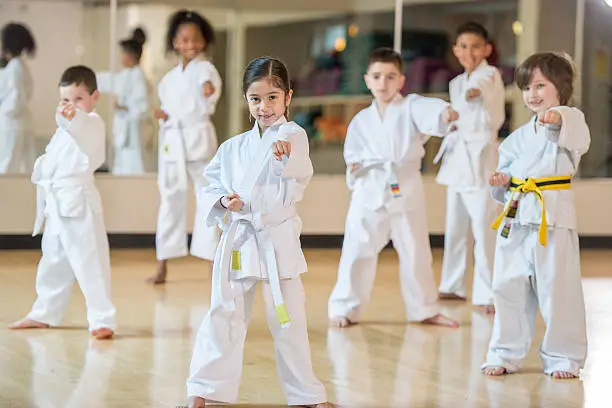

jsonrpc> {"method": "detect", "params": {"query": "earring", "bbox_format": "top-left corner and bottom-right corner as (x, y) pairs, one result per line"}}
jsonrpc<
(285, 106), (290, 118)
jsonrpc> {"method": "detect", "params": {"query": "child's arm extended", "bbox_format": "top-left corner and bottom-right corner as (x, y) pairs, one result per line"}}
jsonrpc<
(540, 107), (590, 155)
(57, 102), (105, 168)
(409, 94), (458, 137)
(198, 62), (222, 115)
(272, 123), (314, 206)
(464, 69), (506, 138)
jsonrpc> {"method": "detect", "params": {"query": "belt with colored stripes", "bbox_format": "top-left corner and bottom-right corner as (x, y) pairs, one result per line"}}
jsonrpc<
(491, 176), (571, 246)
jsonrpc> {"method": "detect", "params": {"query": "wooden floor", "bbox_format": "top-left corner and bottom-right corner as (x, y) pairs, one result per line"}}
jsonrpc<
(1, 248), (611, 408)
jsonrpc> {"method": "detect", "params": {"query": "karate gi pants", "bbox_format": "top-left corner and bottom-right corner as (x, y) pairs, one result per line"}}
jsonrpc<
(187, 277), (327, 405)
(27, 208), (117, 331)
(438, 186), (498, 305)
(156, 159), (219, 261)
(328, 201), (439, 322)
(483, 225), (587, 375)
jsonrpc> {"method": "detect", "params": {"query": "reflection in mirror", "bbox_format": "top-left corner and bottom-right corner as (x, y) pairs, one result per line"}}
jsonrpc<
(96, 27), (156, 175)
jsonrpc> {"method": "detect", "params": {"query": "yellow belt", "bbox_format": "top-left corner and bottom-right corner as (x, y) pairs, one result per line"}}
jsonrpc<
(491, 175), (572, 246)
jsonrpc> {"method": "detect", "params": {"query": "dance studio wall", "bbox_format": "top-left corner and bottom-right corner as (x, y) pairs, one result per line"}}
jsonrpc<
(0, 176), (610, 246)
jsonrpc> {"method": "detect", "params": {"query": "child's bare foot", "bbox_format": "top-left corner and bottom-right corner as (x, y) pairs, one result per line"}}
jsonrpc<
(9, 318), (50, 329)
(484, 305), (496, 314)
(177, 396), (206, 408)
(438, 292), (466, 300)
(483, 366), (507, 376)
(91, 327), (114, 340)
(421, 313), (459, 328)
(329, 316), (354, 328)
(551, 371), (577, 379)
(147, 260), (167, 284)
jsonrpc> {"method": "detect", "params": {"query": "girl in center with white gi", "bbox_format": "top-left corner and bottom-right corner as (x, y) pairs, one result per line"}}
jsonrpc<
(149, 10), (222, 284)
(178, 57), (335, 408)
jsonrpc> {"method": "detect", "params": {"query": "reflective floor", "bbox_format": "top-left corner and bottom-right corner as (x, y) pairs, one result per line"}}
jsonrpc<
(0, 248), (610, 408)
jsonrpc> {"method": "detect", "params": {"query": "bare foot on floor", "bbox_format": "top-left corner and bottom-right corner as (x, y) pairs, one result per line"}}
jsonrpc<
(147, 260), (167, 284)
(483, 366), (507, 376)
(552, 371), (577, 379)
(421, 313), (459, 328)
(91, 328), (114, 340)
(484, 305), (496, 315)
(177, 396), (206, 408)
(329, 316), (354, 328)
(439, 292), (466, 300)
(9, 318), (50, 329)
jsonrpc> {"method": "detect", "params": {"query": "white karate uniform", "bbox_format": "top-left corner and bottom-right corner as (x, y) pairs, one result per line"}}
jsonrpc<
(186, 118), (327, 405)
(26, 109), (116, 331)
(483, 107), (590, 375)
(435, 60), (505, 305)
(156, 57), (222, 261)
(328, 94), (450, 323)
(0, 56), (34, 173)
(97, 66), (153, 174)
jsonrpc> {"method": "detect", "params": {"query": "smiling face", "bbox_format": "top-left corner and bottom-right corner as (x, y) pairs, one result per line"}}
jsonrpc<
(364, 61), (405, 104)
(245, 78), (292, 132)
(453, 32), (491, 74)
(521, 68), (560, 114)
(173, 22), (205, 63)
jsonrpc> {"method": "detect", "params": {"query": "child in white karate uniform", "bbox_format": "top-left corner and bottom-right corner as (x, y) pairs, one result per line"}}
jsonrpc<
(436, 22), (505, 313)
(10, 66), (116, 340)
(0, 22), (35, 174)
(179, 57), (334, 408)
(149, 10), (222, 284)
(328, 48), (459, 329)
(97, 27), (153, 175)
(483, 52), (589, 379)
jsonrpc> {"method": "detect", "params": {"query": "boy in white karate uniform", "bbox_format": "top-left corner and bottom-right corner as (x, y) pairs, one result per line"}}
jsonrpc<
(328, 48), (459, 329)
(483, 52), (589, 379)
(436, 22), (505, 313)
(9, 66), (116, 340)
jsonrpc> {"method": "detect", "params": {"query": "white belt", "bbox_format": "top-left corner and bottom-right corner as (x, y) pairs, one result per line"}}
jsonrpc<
(32, 174), (94, 236)
(433, 131), (460, 164)
(212, 207), (297, 329)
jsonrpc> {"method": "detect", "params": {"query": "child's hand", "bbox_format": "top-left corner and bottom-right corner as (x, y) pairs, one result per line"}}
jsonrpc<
(203, 81), (215, 97)
(58, 101), (76, 120)
(538, 110), (562, 127)
(114, 100), (127, 111)
(466, 88), (482, 101)
(443, 106), (459, 124)
(489, 171), (510, 187)
(225, 193), (244, 212)
(348, 163), (362, 174)
(154, 108), (169, 121)
(273, 140), (291, 161)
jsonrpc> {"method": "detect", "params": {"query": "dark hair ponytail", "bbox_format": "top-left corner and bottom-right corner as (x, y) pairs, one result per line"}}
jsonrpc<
(119, 27), (146, 63)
